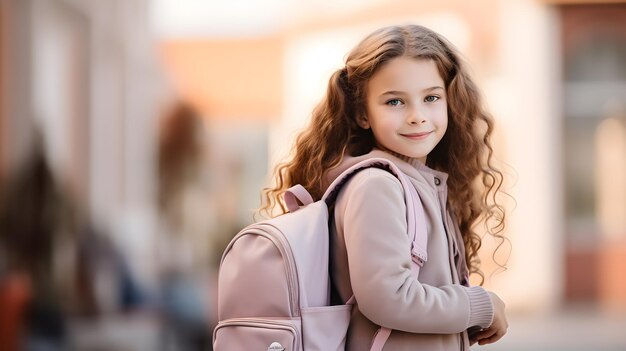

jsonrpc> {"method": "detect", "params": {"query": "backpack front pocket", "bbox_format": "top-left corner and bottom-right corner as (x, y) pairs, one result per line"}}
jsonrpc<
(213, 318), (300, 351)
(301, 304), (352, 351)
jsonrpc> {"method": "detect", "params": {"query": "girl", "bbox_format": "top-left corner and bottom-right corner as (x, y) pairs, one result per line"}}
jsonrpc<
(260, 24), (508, 350)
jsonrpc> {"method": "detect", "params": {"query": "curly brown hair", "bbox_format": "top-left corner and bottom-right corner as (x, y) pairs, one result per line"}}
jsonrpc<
(259, 24), (507, 283)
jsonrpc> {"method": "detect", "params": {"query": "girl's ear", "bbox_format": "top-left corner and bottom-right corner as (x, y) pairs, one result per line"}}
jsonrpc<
(357, 115), (370, 129)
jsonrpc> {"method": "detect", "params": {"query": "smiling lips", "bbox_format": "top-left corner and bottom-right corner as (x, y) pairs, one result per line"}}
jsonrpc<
(400, 131), (433, 140)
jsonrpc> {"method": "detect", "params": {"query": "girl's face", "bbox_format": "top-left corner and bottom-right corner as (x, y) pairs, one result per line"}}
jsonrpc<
(361, 56), (448, 163)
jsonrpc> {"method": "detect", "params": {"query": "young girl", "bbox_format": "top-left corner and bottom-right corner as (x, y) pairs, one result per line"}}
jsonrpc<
(260, 24), (508, 350)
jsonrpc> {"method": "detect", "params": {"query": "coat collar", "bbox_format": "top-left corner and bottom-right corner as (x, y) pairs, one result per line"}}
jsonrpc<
(324, 148), (449, 191)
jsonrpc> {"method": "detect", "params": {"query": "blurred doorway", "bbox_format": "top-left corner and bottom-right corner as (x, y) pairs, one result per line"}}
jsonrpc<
(560, 3), (626, 310)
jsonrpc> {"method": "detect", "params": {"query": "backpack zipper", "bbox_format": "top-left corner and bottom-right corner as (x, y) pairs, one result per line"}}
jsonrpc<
(214, 317), (300, 350)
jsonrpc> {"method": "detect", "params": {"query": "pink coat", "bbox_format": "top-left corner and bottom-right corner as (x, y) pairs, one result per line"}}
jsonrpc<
(325, 149), (494, 351)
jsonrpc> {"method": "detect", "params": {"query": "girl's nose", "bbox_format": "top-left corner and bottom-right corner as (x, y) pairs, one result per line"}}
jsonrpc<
(407, 108), (426, 125)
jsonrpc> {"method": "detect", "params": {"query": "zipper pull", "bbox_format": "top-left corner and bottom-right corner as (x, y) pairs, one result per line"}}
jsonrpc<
(411, 249), (426, 267)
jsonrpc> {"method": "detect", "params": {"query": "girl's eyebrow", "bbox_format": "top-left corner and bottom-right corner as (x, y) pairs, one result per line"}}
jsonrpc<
(424, 86), (445, 92)
(380, 90), (407, 96)
(380, 86), (444, 96)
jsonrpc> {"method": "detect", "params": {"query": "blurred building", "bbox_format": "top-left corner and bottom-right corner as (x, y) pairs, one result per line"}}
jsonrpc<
(1, 0), (166, 288)
(1, 0), (169, 349)
(558, 3), (626, 311)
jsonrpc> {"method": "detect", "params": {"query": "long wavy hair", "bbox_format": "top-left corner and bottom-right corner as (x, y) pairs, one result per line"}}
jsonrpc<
(259, 24), (507, 283)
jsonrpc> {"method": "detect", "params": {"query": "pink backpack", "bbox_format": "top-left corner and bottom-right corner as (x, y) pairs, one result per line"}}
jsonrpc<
(213, 158), (428, 351)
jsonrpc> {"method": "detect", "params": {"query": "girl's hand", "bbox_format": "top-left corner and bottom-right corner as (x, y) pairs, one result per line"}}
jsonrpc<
(470, 292), (508, 346)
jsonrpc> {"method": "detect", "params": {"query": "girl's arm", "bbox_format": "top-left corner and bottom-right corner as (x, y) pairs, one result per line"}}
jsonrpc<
(335, 168), (493, 334)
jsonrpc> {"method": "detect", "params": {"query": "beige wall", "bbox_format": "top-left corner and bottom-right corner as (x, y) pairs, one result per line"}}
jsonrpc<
(488, 0), (562, 312)
(159, 38), (284, 120)
(157, 0), (503, 122)
(285, 0), (501, 70)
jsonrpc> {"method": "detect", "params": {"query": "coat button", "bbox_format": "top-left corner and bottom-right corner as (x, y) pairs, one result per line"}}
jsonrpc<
(434, 177), (441, 186)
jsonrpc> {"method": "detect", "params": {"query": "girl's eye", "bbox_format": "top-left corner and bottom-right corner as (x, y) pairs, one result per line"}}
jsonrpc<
(424, 95), (440, 103)
(386, 99), (403, 106)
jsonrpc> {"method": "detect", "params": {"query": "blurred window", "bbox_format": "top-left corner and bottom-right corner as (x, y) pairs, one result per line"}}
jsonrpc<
(562, 5), (626, 245)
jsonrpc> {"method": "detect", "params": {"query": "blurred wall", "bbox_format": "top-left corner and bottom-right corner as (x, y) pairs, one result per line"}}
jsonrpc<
(0, 0), (4, 184)
(491, 0), (563, 312)
(159, 38), (284, 120)
(0, 0), (4, 183)
(559, 2), (626, 310)
(0, 0), (37, 182)
(0, 0), (170, 289)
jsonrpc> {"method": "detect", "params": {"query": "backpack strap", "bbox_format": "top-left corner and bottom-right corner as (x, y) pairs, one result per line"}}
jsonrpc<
(322, 157), (428, 269)
(368, 163), (427, 351)
(322, 158), (428, 351)
(284, 184), (314, 212)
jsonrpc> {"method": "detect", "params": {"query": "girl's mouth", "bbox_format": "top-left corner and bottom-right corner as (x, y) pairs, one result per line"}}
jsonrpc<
(400, 131), (432, 140)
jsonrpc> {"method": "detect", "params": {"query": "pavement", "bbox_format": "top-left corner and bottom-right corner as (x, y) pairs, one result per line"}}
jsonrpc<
(479, 308), (626, 351)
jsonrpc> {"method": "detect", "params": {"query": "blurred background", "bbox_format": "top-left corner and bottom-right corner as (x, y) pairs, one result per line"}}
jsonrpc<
(0, 0), (625, 350)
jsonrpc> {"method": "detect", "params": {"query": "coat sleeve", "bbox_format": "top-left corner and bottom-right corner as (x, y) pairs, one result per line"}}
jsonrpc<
(334, 168), (493, 334)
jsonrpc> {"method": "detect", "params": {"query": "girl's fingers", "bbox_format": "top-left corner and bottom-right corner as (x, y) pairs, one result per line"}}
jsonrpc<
(477, 330), (504, 345)
(474, 328), (497, 341)
(471, 323), (508, 346)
